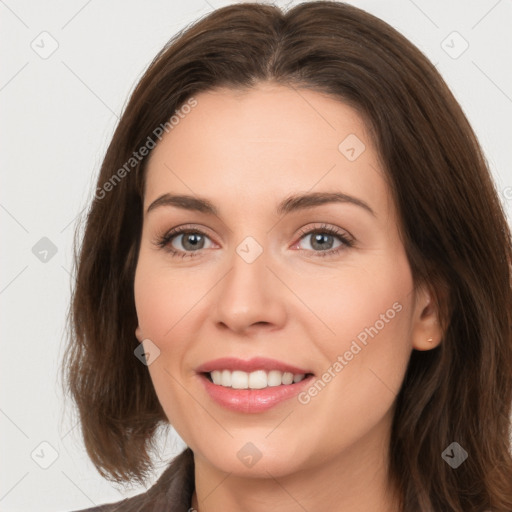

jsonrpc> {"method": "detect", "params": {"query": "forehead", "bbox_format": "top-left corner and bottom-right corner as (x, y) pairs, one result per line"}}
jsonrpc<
(143, 83), (392, 220)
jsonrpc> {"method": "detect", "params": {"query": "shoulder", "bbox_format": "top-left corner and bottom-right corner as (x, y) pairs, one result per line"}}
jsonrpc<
(69, 504), (126, 512)
(68, 496), (142, 512)
(67, 448), (195, 512)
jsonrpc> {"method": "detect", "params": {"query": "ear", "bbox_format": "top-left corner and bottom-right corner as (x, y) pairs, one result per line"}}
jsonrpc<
(135, 326), (144, 342)
(411, 283), (444, 351)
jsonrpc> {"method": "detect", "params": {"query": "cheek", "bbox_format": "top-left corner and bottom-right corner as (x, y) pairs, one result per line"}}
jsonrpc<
(134, 254), (199, 340)
(293, 265), (413, 455)
(134, 258), (196, 425)
(298, 258), (412, 345)
(302, 254), (414, 392)
(134, 272), (169, 339)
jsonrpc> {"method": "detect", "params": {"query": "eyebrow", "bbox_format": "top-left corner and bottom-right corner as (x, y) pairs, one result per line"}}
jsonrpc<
(146, 191), (375, 217)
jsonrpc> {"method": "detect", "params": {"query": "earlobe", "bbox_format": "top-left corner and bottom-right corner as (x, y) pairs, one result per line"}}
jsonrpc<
(411, 285), (444, 351)
(135, 326), (143, 342)
(415, 335), (440, 351)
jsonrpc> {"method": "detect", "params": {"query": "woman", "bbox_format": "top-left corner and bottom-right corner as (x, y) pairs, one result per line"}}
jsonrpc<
(61, 2), (512, 511)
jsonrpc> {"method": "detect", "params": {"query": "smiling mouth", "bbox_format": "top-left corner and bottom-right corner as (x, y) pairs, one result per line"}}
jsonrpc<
(202, 369), (315, 389)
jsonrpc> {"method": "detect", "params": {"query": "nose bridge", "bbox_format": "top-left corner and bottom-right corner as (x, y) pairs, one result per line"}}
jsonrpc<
(213, 234), (286, 332)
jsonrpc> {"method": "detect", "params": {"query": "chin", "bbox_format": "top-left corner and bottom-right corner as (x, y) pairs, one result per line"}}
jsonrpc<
(194, 437), (313, 478)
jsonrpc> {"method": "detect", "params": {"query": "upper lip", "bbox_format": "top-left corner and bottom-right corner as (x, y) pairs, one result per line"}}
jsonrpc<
(196, 357), (313, 375)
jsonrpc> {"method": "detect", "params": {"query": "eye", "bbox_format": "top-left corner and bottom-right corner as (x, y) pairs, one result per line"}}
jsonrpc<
(154, 222), (354, 259)
(294, 223), (354, 257)
(154, 225), (214, 258)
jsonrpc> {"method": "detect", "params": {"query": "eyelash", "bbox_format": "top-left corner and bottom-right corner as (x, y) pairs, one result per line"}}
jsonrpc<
(154, 223), (354, 259)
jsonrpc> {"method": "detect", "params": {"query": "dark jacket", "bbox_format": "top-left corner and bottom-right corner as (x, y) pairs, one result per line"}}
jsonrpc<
(71, 448), (195, 512)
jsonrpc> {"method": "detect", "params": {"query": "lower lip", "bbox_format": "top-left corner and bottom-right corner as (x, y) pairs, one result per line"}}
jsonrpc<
(198, 373), (315, 413)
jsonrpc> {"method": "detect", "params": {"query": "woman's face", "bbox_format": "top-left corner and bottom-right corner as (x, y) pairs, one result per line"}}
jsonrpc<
(134, 83), (436, 478)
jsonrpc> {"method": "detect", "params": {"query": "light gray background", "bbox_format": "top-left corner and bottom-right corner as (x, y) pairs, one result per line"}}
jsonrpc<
(1, 0), (511, 510)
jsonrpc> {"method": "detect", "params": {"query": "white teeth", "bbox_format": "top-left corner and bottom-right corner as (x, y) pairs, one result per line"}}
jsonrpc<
(232, 370), (248, 389)
(207, 370), (308, 389)
(248, 370), (267, 389)
(221, 369), (231, 387)
(282, 372), (294, 385)
(211, 370), (222, 385)
(267, 370), (283, 387)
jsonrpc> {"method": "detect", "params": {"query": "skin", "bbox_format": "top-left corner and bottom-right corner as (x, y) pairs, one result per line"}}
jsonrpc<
(133, 82), (443, 512)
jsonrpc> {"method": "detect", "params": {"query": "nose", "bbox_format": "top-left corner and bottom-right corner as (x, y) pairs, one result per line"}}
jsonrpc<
(213, 244), (287, 335)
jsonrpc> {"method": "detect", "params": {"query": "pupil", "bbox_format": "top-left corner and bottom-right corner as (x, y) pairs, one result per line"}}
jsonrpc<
(312, 233), (333, 250)
(184, 233), (203, 250)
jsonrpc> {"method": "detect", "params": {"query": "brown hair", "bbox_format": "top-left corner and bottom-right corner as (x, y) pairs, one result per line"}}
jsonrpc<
(60, 2), (512, 510)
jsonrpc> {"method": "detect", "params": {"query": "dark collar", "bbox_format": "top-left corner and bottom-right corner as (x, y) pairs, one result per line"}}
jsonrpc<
(154, 447), (195, 511)
(73, 448), (195, 512)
